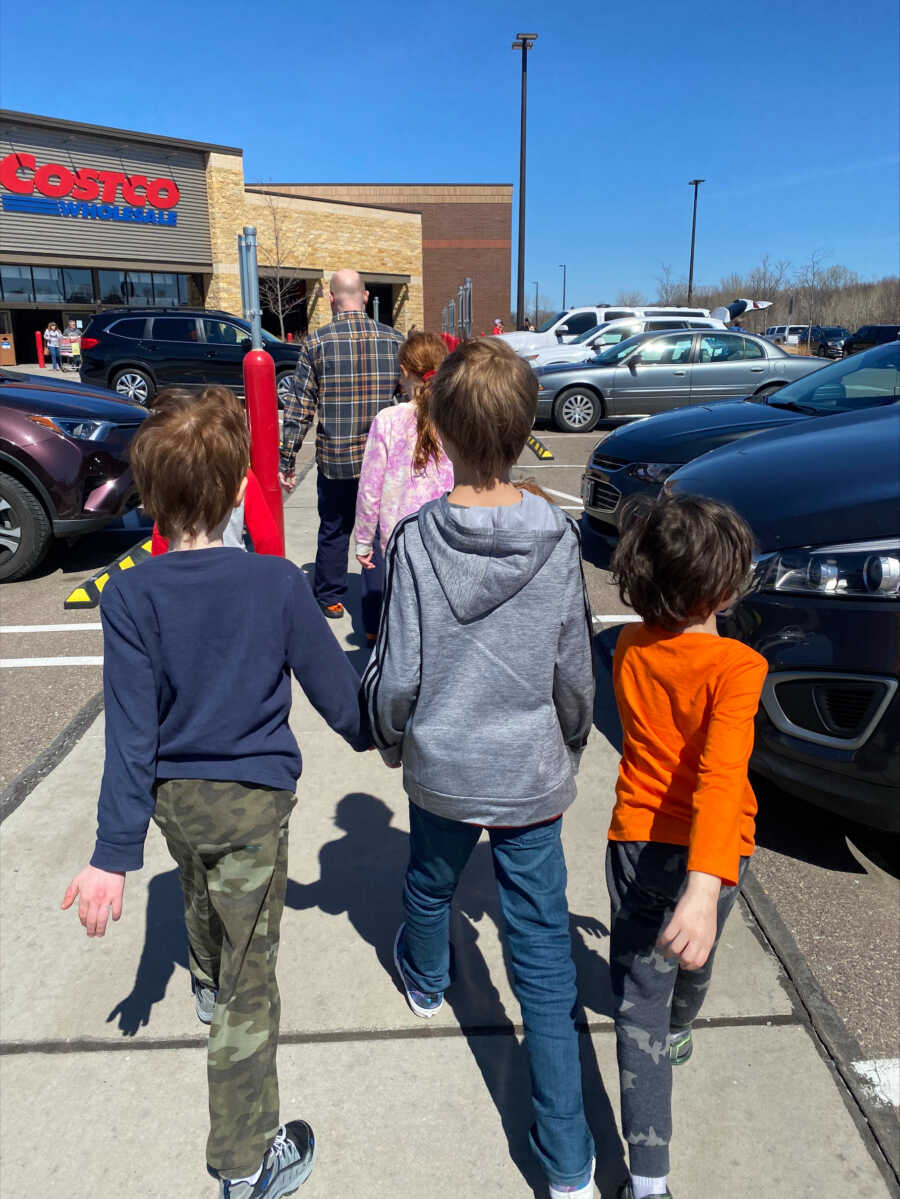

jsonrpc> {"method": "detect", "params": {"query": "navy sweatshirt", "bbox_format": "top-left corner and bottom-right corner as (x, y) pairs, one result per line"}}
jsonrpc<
(91, 548), (370, 873)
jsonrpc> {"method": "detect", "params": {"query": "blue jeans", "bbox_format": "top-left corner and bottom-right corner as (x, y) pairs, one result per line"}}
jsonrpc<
(314, 472), (384, 633)
(402, 802), (593, 1187)
(48, 345), (60, 369)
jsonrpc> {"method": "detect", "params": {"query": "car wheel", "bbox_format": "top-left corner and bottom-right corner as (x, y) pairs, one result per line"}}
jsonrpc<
(112, 368), (154, 406)
(0, 474), (52, 583)
(753, 383), (784, 400)
(276, 371), (295, 408)
(553, 388), (602, 433)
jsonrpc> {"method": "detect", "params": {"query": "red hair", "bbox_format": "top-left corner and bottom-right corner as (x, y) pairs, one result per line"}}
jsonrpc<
(398, 332), (449, 473)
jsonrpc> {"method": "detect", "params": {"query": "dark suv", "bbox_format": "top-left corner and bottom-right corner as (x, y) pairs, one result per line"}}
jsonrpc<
(79, 309), (303, 406)
(842, 324), (900, 357)
(809, 325), (851, 358)
(0, 369), (146, 581)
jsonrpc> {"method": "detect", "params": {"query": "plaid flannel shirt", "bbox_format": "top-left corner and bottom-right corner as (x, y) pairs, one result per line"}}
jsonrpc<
(280, 310), (404, 480)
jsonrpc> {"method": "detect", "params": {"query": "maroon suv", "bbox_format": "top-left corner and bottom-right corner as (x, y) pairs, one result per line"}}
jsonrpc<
(0, 369), (146, 581)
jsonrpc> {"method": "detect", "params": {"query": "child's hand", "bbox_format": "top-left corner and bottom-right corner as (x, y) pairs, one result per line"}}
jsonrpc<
(279, 470), (296, 493)
(658, 871), (721, 970)
(356, 552), (375, 570)
(61, 865), (126, 938)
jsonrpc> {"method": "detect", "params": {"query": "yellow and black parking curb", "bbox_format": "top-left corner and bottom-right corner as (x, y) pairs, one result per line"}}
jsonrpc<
(64, 537), (153, 610)
(526, 433), (554, 461)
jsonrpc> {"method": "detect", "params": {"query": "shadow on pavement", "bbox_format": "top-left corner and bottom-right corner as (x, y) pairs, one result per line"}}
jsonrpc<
(593, 630), (623, 755)
(112, 792), (625, 1192)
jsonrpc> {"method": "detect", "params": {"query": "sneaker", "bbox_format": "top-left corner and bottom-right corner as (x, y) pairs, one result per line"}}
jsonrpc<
(319, 602), (344, 620)
(393, 924), (443, 1018)
(549, 1157), (596, 1197)
(668, 1027), (693, 1065)
(192, 976), (217, 1026)
(214, 1121), (316, 1198)
(617, 1183), (673, 1199)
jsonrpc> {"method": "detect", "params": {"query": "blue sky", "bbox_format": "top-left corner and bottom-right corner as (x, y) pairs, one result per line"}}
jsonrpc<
(2, 0), (898, 308)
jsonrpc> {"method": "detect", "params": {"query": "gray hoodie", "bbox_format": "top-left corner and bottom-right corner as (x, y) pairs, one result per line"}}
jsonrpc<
(363, 491), (594, 826)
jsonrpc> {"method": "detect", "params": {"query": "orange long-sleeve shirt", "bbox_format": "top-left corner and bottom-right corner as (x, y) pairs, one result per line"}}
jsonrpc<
(609, 624), (768, 886)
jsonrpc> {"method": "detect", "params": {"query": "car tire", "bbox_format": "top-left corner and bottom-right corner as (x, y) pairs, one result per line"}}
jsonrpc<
(276, 371), (295, 409)
(552, 388), (603, 433)
(0, 474), (53, 583)
(112, 367), (154, 406)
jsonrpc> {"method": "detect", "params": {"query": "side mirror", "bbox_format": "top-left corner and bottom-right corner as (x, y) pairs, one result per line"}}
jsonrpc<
(240, 337), (252, 350)
(628, 353), (641, 370)
(555, 324), (569, 338)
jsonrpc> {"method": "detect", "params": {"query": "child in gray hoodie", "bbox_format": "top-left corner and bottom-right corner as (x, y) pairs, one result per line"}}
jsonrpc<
(363, 338), (597, 1199)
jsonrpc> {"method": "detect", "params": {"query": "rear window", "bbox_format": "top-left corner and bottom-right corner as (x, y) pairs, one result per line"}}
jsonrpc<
(108, 318), (146, 339)
(151, 316), (199, 342)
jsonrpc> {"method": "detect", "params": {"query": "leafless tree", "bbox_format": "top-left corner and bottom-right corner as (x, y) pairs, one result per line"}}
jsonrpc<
(256, 193), (307, 340)
(615, 288), (646, 306)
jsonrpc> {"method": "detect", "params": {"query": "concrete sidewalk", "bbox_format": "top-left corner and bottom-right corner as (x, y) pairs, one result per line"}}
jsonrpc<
(0, 464), (893, 1198)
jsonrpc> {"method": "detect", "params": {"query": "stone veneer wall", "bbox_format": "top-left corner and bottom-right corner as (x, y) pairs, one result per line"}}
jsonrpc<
(203, 154), (424, 332)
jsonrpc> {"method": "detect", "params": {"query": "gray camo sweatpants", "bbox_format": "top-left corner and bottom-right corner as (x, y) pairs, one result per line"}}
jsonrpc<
(606, 841), (748, 1176)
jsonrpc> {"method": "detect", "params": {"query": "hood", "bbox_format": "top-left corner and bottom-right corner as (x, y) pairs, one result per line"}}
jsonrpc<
(496, 331), (554, 351)
(0, 373), (145, 422)
(418, 492), (569, 622)
(597, 400), (804, 463)
(535, 359), (612, 383)
(670, 405), (900, 551)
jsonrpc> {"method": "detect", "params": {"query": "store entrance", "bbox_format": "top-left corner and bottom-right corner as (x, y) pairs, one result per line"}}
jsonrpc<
(366, 284), (394, 327)
(7, 308), (64, 365)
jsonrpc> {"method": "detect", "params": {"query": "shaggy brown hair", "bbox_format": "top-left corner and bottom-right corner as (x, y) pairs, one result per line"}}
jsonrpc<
(611, 492), (755, 631)
(429, 338), (536, 485)
(130, 386), (250, 539)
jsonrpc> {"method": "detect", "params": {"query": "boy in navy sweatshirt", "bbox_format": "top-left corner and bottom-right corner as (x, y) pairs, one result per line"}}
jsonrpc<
(62, 391), (370, 1199)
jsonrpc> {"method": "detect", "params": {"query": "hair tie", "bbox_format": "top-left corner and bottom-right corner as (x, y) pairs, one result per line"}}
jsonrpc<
(422, 370), (436, 382)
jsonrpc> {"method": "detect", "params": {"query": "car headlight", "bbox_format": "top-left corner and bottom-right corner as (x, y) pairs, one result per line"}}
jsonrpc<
(750, 540), (900, 599)
(27, 414), (115, 441)
(523, 354), (540, 361)
(627, 462), (679, 483)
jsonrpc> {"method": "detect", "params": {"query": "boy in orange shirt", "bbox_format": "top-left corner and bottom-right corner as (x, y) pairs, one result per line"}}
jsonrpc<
(606, 492), (767, 1199)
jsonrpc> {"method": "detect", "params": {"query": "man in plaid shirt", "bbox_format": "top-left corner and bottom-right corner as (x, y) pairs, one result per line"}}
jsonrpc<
(279, 270), (403, 630)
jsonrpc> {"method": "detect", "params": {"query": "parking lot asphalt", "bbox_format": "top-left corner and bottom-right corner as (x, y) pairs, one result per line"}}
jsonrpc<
(2, 425), (898, 1127)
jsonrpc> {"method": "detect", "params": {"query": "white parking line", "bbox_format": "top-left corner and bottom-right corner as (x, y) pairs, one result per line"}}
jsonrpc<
(592, 615), (641, 624)
(853, 1059), (900, 1107)
(542, 487), (583, 504)
(560, 505), (583, 511)
(516, 463), (586, 469)
(0, 623), (102, 633)
(0, 656), (104, 668)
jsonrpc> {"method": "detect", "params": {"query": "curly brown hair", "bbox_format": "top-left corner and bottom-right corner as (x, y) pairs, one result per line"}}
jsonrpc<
(398, 332), (448, 473)
(611, 492), (755, 631)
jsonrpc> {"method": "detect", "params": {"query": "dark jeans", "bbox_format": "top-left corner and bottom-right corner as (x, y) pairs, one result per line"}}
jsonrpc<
(314, 472), (384, 633)
(402, 802), (594, 1187)
(606, 841), (748, 1177)
(48, 345), (60, 369)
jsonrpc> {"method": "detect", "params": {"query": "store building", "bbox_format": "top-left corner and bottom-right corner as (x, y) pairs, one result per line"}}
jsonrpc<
(0, 110), (512, 367)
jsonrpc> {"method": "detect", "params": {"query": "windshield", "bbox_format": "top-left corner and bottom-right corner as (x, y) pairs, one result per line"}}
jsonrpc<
(821, 327), (847, 338)
(537, 311), (566, 333)
(573, 322), (610, 344)
(592, 334), (645, 365)
(767, 343), (900, 414)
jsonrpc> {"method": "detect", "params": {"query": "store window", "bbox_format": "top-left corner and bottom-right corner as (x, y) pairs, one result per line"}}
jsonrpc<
(152, 273), (179, 306)
(31, 267), (64, 303)
(0, 266), (35, 303)
(63, 269), (94, 304)
(127, 271), (154, 306)
(98, 270), (126, 304)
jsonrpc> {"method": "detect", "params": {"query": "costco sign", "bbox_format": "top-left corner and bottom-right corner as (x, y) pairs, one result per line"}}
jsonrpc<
(0, 152), (180, 227)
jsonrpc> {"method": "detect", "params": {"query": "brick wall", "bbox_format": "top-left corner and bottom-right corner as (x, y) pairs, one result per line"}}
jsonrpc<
(245, 184), (512, 337)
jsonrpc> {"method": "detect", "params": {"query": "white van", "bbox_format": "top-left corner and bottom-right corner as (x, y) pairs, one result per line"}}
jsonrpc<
(521, 314), (726, 368)
(765, 324), (810, 345)
(498, 305), (712, 354)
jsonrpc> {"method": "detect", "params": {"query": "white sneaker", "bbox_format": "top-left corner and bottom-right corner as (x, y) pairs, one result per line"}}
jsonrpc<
(549, 1158), (596, 1198)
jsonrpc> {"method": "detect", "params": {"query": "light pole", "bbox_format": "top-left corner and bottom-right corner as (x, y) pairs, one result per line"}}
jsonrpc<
(687, 179), (705, 304)
(533, 280), (539, 328)
(559, 263), (567, 309)
(512, 32), (538, 330)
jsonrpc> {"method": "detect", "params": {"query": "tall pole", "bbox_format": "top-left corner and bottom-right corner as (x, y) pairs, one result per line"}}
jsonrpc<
(559, 263), (567, 309)
(533, 280), (539, 328)
(513, 34), (537, 330)
(687, 179), (704, 304)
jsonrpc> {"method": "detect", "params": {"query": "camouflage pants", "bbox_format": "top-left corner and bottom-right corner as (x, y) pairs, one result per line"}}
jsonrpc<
(153, 779), (296, 1177)
(605, 841), (748, 1177)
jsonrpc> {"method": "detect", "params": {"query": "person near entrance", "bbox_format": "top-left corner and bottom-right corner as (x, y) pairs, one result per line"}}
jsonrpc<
(278, 269), (403, 631)
(44, 321), (62, 370)
(62, 319), (82, 371)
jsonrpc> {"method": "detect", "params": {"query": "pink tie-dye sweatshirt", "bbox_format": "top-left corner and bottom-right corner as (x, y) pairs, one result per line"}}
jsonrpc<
(354, 402), (454, 555)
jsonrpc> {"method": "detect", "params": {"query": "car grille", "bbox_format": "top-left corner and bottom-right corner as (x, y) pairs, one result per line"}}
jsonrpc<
(585, 478), (621, 512)
(592, 453), (627, 471)
(762, 673), (896, 750)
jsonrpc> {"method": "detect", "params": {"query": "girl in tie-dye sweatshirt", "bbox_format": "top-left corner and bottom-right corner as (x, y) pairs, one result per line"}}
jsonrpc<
(354, 332), (455, 571)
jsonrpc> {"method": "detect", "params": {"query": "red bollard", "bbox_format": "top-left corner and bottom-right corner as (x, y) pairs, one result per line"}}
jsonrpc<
(243, 348), (285, 556)
(34, 330), (45, 368)
(286, 332), (293, 342)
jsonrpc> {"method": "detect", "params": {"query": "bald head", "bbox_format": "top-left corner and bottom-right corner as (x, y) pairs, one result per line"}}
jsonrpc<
(330, 269), (368, 314)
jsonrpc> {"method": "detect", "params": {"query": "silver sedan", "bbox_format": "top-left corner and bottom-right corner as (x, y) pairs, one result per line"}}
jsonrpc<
(534, 329), (829, 432)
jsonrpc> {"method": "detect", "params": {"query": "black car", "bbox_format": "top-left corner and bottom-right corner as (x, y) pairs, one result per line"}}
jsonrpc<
(809, 325), (851, 358)
(79, 309), (302, 406)
(581, 341), (900, 533)
(842, 324), (900, 357)
(0, 369), (146, 581)
(668, 404), (900, 831)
